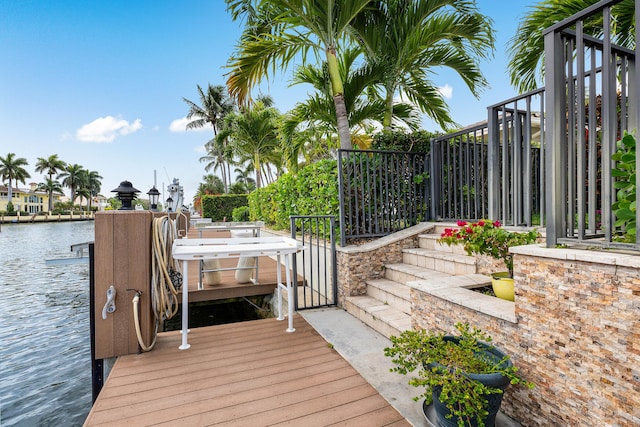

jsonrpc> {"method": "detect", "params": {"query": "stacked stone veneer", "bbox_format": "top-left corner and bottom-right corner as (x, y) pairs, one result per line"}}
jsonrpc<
(412, 244), (640, 427)
(335, 223), (433, 304)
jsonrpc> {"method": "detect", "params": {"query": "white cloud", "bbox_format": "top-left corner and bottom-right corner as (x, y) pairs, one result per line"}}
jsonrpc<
(438, 84), (453, 99)
(169, 117), (209, 133)
(76, 116), (142, 143)
(195, 145), (207, 154)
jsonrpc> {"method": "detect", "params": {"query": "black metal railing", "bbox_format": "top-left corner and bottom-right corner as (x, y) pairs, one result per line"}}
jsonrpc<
(544, 0), (639, 248)
(335, 0), (640, 252)
(430, 123), (490, 221)
(337, 149), (430, 246)
(290, 215), (337, 309)
(487, 89), (546, 227)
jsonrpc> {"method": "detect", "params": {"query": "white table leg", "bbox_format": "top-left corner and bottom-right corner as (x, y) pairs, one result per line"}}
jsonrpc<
(285, 254), (295, 332)
(276, 254), (284, 321)
(179, 260), (190, 350)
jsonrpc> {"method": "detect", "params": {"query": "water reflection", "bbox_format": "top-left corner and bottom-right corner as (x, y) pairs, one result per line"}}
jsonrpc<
(0, 221), (94, 427)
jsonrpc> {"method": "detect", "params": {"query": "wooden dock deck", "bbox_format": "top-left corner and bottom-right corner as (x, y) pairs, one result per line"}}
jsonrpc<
(84, 315), (409, 426)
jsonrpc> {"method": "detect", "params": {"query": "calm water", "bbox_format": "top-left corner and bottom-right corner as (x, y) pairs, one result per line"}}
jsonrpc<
(1, 221), (95, 427)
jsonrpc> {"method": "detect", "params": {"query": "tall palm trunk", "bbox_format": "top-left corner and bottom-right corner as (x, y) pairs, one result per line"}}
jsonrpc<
(253, 153), (262, 189)
(383, 88), (395, 131)
(327, 47), (351, 150)
(7, 179), (13, 204)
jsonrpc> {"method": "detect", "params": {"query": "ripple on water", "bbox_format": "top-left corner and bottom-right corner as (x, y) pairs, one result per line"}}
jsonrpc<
(1, 221), (94, 426)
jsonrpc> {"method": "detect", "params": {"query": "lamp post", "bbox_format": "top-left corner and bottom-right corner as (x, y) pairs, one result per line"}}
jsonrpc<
(111, 181), (140, 210)
(147, 186), (160, 211)
(166, 196), (173, 213)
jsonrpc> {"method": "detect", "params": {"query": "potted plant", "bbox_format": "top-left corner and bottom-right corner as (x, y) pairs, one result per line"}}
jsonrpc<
(385, 323), (534, 427)
(437, 220), (539, 301)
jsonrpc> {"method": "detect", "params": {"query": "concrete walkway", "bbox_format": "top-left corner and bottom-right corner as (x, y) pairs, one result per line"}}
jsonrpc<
(300, 307), (429, 427)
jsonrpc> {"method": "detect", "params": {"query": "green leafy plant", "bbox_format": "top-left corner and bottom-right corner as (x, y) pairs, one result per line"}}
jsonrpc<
(437, 220), (539, 277)
(385, 323), (534, 427)
(612, 132), (636, 242)
(232, 206), (250, 222)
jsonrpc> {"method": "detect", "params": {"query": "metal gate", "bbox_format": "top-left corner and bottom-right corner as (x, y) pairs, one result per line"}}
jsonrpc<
(290, 215), (337, 310)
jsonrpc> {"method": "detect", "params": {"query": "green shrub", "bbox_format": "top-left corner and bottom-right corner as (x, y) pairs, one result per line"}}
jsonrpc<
(232, 206), (250, 222)
(612, 132), (637, 242)
(372, 129), (439, 153)
(202, 194), (248, 221)
(248, 160), (339, 230)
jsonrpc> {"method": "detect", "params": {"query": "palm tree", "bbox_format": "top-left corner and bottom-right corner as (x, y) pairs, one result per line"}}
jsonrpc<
(220, 100), (281, 189)
(198, 174), (226, 195)
(507, 0), (635, 93)
(225, 0), (372, 150)
(35, 154), (67, 212)
(0, 153), (31, 205)
(37, 178), (64, 211)
(183, 84), (235, 190)
(84, 170), (102, 212)
(281, 47), (422, 171)
(234, 165), (256, 191)
(199, 137), (232, 193)
(352, 0), (495, 131)
(59, 164), (86, 207)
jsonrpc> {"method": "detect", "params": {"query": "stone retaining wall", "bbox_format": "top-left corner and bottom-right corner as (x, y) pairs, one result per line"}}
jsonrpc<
(335, 223), (433, 306)
(412, 245), (640, 427)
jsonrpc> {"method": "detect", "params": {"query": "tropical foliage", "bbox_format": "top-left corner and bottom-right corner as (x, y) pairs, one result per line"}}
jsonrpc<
(226, 0), (373, 149)
(507, 0), (635, 93)
(184, 84), (236, 191)
(0, 153), (31, 204)
(612, 133), (637, 242)
(35, 154), (67, 212)
(352, 0), (494, 130)
(201, 194), (249, 221)
(218, 98), (282, 189)
(248, 159), (338, 230)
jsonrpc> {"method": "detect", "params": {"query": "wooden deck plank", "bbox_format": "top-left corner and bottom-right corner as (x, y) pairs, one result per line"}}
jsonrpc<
(84, 316), (409, 427)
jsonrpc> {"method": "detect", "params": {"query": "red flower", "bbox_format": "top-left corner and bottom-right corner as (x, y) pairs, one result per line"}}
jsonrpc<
(493, 220), (501, 227)
(457, 220), (467, 227)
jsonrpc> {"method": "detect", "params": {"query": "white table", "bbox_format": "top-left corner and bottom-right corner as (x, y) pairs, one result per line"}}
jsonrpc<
(194, 222), (264, 287)
(172, 236), (305, 350)
(193, 221), (264, 238)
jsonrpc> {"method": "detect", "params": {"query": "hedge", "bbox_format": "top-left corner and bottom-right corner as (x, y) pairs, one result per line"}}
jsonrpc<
(248, 159), (338, 230)
(201, 194), (249, 221)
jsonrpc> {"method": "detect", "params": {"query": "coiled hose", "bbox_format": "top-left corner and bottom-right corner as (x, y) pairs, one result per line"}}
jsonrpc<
(133, 214), (183, 351)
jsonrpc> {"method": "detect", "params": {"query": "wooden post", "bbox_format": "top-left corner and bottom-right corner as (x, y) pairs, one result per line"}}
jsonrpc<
(94, 210), (154, 359)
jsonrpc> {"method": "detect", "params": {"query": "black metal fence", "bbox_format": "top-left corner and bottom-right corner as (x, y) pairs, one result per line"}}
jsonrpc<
(544, 0), (639, 248)
(290, 215), (337, 309)
(336, 0), (640, 252)
(430, 124), (490, 221)
(487, 89), (546, 227)
(337, 149), (430, 246)
(336, 122), (543, 244)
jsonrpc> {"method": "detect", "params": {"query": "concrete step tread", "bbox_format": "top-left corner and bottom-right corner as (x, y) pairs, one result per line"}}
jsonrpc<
(345, 295), (412, 334)
(366, 278), (411, 300)
(385, 263), (452, 280)
(407, 273), (491, 291)
(403, 247), (475, 264)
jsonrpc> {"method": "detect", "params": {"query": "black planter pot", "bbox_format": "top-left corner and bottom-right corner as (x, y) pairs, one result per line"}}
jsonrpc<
(429, 337), (513, 427)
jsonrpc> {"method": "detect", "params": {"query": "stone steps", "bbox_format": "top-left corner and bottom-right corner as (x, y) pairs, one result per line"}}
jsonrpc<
(345, 229), (479, 339)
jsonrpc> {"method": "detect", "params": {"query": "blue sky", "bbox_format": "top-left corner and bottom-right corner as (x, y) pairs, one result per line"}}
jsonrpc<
(0, 0), (535, 205)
